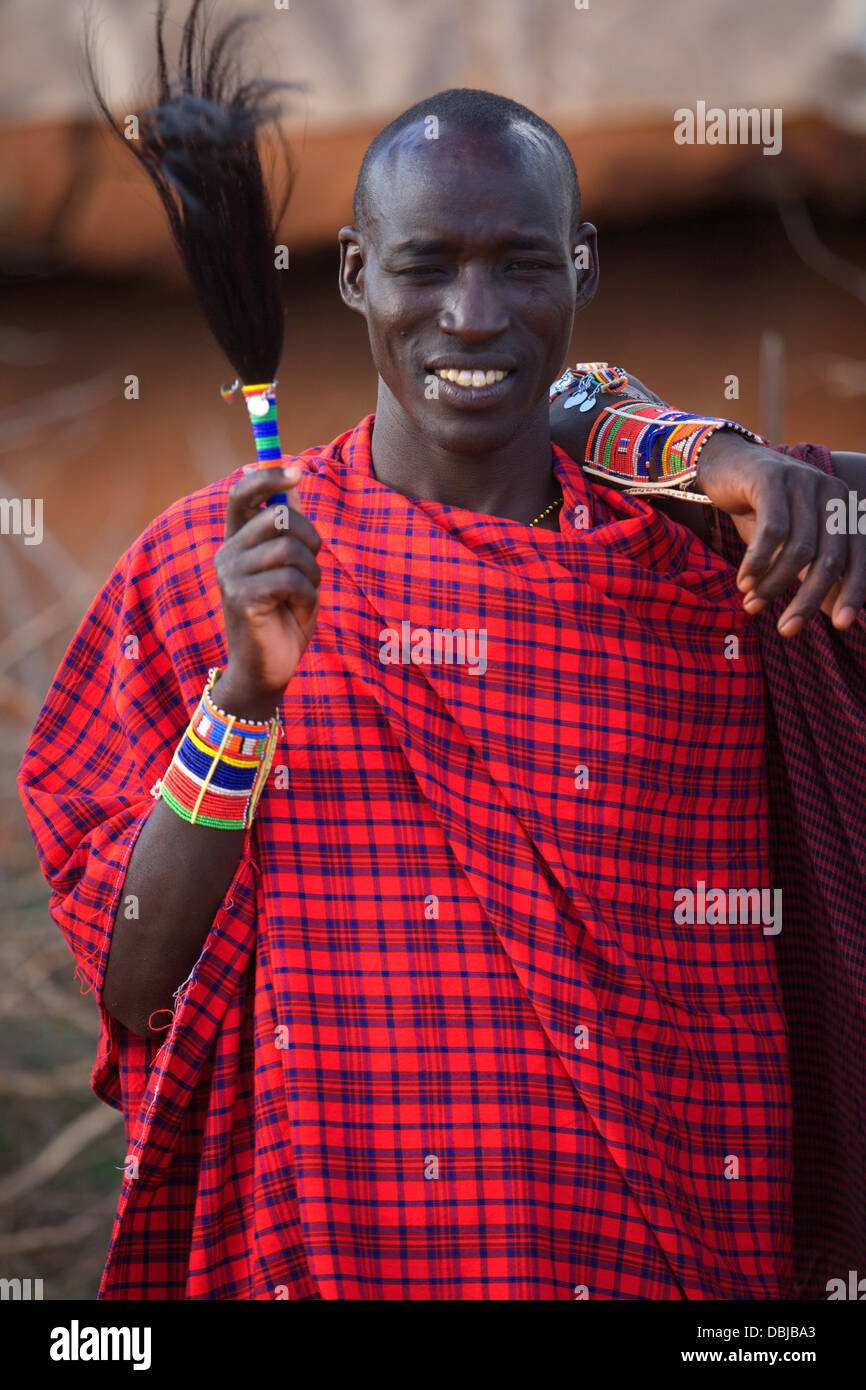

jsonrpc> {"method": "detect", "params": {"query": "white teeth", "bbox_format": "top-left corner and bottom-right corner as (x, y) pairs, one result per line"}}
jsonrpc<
(436, 368), (507, 386)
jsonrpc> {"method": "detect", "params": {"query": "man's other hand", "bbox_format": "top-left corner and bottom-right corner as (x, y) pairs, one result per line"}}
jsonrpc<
(696, 432), (866, 637)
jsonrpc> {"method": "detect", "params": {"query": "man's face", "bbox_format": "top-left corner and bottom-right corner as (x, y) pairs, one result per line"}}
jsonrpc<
(339, 122), (597, 457)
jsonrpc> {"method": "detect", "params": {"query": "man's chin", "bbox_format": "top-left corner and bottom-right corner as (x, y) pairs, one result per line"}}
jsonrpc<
(414, 404), (534, 458)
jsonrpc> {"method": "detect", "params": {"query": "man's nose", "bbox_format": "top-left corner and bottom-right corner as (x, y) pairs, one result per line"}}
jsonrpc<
(438, 266), (509, 340)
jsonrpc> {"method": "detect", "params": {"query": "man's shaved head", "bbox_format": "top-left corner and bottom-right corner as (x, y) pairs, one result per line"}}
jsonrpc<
(339, 84), (598, 467)
(353, 88), (581, 245)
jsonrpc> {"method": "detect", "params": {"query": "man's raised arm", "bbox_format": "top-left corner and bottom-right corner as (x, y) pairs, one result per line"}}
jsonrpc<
(102, 464), (320, 1039)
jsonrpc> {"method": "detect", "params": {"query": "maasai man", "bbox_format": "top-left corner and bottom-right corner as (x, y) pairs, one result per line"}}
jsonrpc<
(18, 4), (866, 1299)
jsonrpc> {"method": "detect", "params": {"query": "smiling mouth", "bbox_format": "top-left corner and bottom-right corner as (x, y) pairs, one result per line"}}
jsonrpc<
(427, 366), (518, 409)
(434, 367), (511, 387)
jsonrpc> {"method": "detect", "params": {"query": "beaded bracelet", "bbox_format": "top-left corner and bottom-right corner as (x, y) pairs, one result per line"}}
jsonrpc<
(158, 667), (280, 829)
(584, 401), (766, 503)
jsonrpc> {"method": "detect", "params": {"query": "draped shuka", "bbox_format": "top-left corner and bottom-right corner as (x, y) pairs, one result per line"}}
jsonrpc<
(17, 414), (865, 1299)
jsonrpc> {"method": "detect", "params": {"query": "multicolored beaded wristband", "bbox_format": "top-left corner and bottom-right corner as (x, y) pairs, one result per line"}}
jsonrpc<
(158, 667), (280, 829)
(548, 362), (766, 502)
(585, 401), (767, 503)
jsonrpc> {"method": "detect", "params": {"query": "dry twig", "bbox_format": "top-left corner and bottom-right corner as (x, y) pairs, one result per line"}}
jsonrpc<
(0, 1104), (122, 1207)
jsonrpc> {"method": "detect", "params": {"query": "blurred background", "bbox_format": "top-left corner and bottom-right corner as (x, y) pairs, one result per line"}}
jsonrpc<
(1, 0), (865, 1299)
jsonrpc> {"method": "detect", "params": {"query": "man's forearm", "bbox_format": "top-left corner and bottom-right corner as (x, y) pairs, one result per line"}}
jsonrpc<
(102, 671), (271, 1040)
(102, 800), (248, 1039)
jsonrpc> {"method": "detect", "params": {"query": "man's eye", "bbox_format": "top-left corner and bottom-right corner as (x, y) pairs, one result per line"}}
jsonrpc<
(398, 265), (445, 278)
(507, 260), (549, 272)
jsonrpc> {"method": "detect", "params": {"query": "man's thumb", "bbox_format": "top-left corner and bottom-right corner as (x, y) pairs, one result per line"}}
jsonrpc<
(280, 464), (303, 513)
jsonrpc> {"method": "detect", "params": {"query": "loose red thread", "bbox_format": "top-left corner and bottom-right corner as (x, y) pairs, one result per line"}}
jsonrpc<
(73, 947), (101, 997)
(147, 1008), (174, 1032)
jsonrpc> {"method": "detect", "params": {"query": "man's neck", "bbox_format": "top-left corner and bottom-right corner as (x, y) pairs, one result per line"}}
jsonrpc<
(369, 387), (561, 525)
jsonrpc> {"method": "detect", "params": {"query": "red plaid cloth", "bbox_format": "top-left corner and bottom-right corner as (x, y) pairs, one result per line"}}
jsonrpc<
(16, 415), (863, 1300)
(713, 443), (866, 1299)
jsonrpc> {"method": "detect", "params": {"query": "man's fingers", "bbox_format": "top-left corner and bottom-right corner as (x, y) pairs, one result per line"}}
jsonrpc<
(243, 566), (320, 622)
(742, 486), (822, 612)
(237, 534), (322, 590)
(736, 482), (790, 593)
(224, 465), (303, 540)
(233, 499), (321, 557)
(224, 467), (321, 556)
(771, 506), (849, 634)
(775, 562), (844, 636)
(780, 527), (866, 634)
(829, 539), (866, 629)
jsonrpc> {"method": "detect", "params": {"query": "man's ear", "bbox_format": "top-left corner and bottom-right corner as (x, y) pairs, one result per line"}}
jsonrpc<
(573, 222), (599, 310)
(338, 226), (367, 315)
